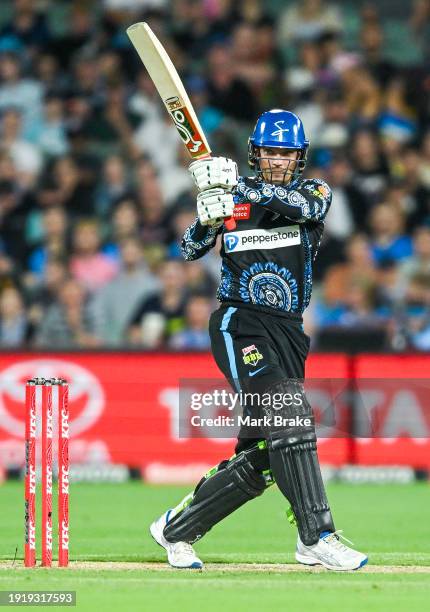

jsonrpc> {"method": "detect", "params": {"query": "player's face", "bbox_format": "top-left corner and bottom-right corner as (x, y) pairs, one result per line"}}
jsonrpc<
(258, 147), (301, 184)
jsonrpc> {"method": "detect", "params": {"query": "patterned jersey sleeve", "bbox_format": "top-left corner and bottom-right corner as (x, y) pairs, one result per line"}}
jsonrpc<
(181, 216), (222, 261)
(234, 177), (332, 223)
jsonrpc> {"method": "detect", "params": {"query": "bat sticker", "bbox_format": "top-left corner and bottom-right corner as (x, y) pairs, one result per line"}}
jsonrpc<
(168, 105), (209, 156)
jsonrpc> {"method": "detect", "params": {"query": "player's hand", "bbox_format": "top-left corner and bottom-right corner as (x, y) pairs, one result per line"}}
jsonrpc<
(189, 157), (238, 191)
(197, 188), (235, 226)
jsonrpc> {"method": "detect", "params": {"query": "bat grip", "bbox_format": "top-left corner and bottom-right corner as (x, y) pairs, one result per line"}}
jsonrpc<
(224, 194), (239, 231)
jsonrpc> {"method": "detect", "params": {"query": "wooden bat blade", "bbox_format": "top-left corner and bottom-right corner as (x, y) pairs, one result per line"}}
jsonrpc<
(127, 22), (211, 160)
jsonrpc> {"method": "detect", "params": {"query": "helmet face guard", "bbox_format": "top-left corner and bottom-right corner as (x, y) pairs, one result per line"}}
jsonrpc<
(248, 144), (308, 185)
(248, 109), (309, 185)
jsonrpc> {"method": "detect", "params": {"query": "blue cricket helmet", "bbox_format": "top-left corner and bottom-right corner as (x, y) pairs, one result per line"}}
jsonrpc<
(248, 109), (309, 182)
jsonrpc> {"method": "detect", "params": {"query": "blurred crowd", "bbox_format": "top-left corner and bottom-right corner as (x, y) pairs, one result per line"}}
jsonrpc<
(0, 0), (429, 351)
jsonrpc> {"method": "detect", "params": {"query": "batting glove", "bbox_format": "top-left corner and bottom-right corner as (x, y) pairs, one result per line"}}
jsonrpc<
(189, 157), (238, 191)
(197, 188), (235, 226)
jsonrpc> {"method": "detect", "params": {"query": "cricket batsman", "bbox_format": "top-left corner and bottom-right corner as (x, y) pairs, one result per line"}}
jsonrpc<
(150, 109), (368, 571)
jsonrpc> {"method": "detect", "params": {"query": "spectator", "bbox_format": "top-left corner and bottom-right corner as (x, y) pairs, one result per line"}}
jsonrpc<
(34, 53), (68, 97)
(135, 144), (192, 208)
(397, 226), (430, 293)
(0, 286), (31, 347)
(379, 120), (416, 183)
(69, 53), (100, 106)
(342, 65), (382, 127)
(0, 53), (43, 134)
(37, 156), (96, 216)
(310, 90), (348, 152)
(25, 95), (69, 157)
(318, 30), (346, 80)
(183, 260), (216, 297)
(278, 0), (343, 46)
(28, 206), (68, 276)
(316, 234), (377, 326)
(230, 23), (276, 95)
(134, 157), (189, 212)
(206, 44), (257, 121)
(1, 108), (42, 188)
(137, 173), (172, 248)
(0, 241), (16, 289)
(287, 39), (320, 92)
(50, 6), (94, 70)
(322, 234), (376, 303)
(360, 20), (397, 85)
(374, 259), (401, 315)
(169, 294), (212, 349)
(133, 109), (188, 176)
(36, 278), (100, 348)
(113, 197), (139, 232)
(167, 209), (196, 259)
(368, 203), (413, 264)
(186, 75), (224, 137)
(70, 219), (119, 292)
(390, 272), (430, 351)
(128, 70), (161, 131)
(309, 228), (346, 284)
(409, 0), (430, 60)
(83, 84), (141, 158)
(337, 282), (382, 328)
(0, 0), (51, 53)
(104, 198), (141, 261)
(324, 157), (355, 239)
(0, 177), (30, 262)
(94, 155), (130, 218)
(128, 259), (186, 348)
(419, 131), (430, 190)
(159, 142), (194, 206)
(402, 147), (430, 227)
(93, 237), (159, 346)
(30, 258), (68, 311)
(171, 0), (216, 58)
(350, 130), (388, 203)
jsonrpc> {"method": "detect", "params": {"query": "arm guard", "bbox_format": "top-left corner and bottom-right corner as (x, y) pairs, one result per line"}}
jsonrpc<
(181, 216), (221, 261)
(235, 177), (332, 223)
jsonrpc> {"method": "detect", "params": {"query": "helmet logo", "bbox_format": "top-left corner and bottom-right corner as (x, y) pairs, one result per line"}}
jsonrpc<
(270, 121), (290, 139)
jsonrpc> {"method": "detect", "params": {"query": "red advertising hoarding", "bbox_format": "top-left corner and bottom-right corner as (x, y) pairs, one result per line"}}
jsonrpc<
(353, 355), (430, 469)
(0, 352), (350, 478)
(0, 352), (428, 479)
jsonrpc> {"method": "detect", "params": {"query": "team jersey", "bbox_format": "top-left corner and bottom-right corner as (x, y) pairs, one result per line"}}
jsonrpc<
(181, 176), (332, 315)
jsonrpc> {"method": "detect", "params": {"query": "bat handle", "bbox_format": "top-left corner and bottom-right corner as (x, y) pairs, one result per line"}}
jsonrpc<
(224, 194), (239, 230)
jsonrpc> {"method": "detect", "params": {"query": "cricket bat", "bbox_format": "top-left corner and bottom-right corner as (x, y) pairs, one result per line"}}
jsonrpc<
(126, 22), (236, 230)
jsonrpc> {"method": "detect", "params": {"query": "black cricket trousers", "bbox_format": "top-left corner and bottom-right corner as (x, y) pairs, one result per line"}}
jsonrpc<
(209, 301), (311, 454)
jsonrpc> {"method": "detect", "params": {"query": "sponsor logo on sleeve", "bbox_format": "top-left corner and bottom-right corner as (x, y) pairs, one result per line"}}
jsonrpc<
(317, 184), (330, 198)
(233, 203), (251, 220)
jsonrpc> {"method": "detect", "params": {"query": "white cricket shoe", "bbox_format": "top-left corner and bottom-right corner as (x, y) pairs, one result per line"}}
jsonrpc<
(150, 510), (203, 569)
(296, 530), (368, 571)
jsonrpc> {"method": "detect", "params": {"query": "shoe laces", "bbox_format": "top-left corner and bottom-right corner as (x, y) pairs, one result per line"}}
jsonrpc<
(174, 541), (195, 556)
(322, 530), (354, 551)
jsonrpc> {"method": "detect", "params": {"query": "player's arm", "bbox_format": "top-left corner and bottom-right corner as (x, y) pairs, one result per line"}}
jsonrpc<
(181, 216), (223, 261)
(234, 177), (332, 223)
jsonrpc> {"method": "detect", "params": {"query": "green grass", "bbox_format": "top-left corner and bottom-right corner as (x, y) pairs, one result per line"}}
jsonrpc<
(0, 481), (429, 610)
